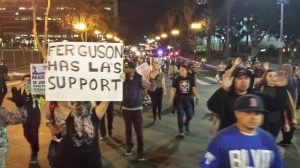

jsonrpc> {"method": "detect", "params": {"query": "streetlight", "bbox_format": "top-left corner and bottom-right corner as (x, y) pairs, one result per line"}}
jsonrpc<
(190, 22), (202, 56)
(191, 23), (202, 30)
(94, 30), (102, 41)
(155, 36), (161, 40)
(171, 29), (180, 49)
(106, 34), (113, 39)
(161, 33), (167, 38)
(171, 29), (180, 36)
(74, 23), (87, 42)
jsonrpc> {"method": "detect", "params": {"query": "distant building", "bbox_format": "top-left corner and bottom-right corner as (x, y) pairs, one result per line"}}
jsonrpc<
(0, 0), (118, 47)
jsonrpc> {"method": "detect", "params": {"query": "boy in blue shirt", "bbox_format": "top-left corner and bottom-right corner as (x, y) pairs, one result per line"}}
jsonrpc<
(200, 94), (284, 168)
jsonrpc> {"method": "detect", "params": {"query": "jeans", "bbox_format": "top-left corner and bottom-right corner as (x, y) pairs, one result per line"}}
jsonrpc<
(148, 88), (163, 119)
(175, 96), (194, 133)
(122, 109), (144, 156)
(23, 118), (41, 156)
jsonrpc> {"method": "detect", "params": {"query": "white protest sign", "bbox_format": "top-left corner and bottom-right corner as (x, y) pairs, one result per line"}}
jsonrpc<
(31, 63), (46, 95)
(46, 42), (123, 101)
(136, 62), (150, 78)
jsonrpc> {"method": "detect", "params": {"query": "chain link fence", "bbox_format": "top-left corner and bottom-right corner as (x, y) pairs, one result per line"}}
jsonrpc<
(0, 49), (42, 70)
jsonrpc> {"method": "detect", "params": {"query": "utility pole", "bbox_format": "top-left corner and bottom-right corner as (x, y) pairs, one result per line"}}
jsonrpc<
(225, 5), (230, 59)
(225, 0), (234, 59)
(278, 0), (289, 66)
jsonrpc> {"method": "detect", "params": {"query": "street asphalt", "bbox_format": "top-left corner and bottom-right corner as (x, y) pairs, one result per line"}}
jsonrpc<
(4, 65), (300, 168)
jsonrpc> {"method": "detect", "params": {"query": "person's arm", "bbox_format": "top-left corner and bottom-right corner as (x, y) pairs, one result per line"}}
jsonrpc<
(162, 76), (167, 96)
(199, 136), (223, 168)
(283, 110), (291, 133)
(224, 57), (241, 77)
(209, 114), (219, 135)
(169, 87), (176, 107)
(141, 75), (156, 91)
(0, 107), (27, 125)
(95, 101), (109, 119)
(56, 101), (73, 120)
(192, 86), (200, 105)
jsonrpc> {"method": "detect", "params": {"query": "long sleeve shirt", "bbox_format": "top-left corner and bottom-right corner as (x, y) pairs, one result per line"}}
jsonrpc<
(0, 107), (27, 156)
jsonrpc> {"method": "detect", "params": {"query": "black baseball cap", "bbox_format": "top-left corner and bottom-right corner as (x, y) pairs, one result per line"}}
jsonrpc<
(124, 61), (136, 69)
(234, 94), (268, 113)
(232, 67), (252, 78)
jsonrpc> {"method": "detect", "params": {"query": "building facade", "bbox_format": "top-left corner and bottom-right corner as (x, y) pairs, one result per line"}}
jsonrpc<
(0, 0), (118, 48)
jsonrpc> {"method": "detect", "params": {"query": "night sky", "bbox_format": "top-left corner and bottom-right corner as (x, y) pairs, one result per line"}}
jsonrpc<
(119, 0), (175, 43)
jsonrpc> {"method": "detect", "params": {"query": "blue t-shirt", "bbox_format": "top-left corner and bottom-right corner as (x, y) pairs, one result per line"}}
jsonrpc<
(200, 125), (283, 168)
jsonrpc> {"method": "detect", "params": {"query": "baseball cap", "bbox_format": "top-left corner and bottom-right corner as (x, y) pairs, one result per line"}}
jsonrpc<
(232, 67), (252, 78)
(234, 94), (268, 113)
(124, 61), (136, 69)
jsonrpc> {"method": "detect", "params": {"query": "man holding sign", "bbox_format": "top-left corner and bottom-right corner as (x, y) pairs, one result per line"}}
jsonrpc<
(122, 61), (156, 162)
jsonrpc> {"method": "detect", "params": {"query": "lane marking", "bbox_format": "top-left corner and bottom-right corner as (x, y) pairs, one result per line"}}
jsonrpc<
(196, 78), (210, 85)
(204, 77), (219, 83)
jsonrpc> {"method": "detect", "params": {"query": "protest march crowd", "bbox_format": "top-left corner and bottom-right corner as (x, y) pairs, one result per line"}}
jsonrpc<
(0, 45), (299, 168)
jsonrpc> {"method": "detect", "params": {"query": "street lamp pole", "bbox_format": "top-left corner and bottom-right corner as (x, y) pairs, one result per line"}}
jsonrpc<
(279, 3), (284, 66)
(225, 4), (230, 59)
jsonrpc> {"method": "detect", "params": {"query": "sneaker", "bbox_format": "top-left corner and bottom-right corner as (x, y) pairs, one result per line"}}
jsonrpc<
(30, 154), (37, 163)
(137, 156), (146, 162)
(125, 144), (134, 156)
(277, 141), (291, 147)
(177, 133), (185, 138)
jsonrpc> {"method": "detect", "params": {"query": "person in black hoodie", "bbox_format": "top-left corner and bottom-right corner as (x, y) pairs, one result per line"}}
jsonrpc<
(207, 67), (287, 133)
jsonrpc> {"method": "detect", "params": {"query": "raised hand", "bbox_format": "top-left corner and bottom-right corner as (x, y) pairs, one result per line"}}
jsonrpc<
(221, 71), (234, 90)
(276, 71), (287, 87)
(234, 57), (242, 67)
(9, 87), (23, 107)
(263, 62), (270, 70)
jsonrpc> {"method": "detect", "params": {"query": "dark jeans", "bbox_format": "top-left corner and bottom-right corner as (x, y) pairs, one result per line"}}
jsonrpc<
(99, 102), (114, 137)
(23, 118), (40, 156)
(65, 149), (102, 168)
(261, 122), (282, 138)
(148, 88), (163, 119)
(122, 109), (144, 155)
(48, 139), (65, 168)
(175, 96), (194, 133)
(280, 124), (296, 143)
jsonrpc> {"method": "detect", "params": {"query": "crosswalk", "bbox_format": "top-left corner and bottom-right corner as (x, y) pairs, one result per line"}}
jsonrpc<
(196, 76), (221, 86)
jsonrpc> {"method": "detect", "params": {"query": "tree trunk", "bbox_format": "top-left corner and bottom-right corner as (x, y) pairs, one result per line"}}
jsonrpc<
(32, 0), (51, 62)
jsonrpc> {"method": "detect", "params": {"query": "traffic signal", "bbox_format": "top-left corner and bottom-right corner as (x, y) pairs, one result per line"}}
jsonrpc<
(282, 47), (287, 53)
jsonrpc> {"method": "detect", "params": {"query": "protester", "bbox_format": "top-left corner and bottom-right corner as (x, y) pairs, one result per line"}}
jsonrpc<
(252, 60), (265, 78)
(59, 101), (109, 168)
(20, 74), (44, 163)
(148, 61), (166, 124)
(278, 64), (298, 146)
(0, 60), (8, 99)
(45, 101), (68, 168)
(253, 69), (291, 138)
(216, 61), (225, 82)
(122, 61), (156, 161)
(0, 87), (27, 168)
(293, 66), (300, 109)
(200, 94), (284, 168)
(207, 67), (287, 133)
(169, 64), (199, 137)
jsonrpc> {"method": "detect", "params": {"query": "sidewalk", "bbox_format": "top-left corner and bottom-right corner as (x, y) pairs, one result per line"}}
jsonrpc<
(8, 68), (29, 81)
